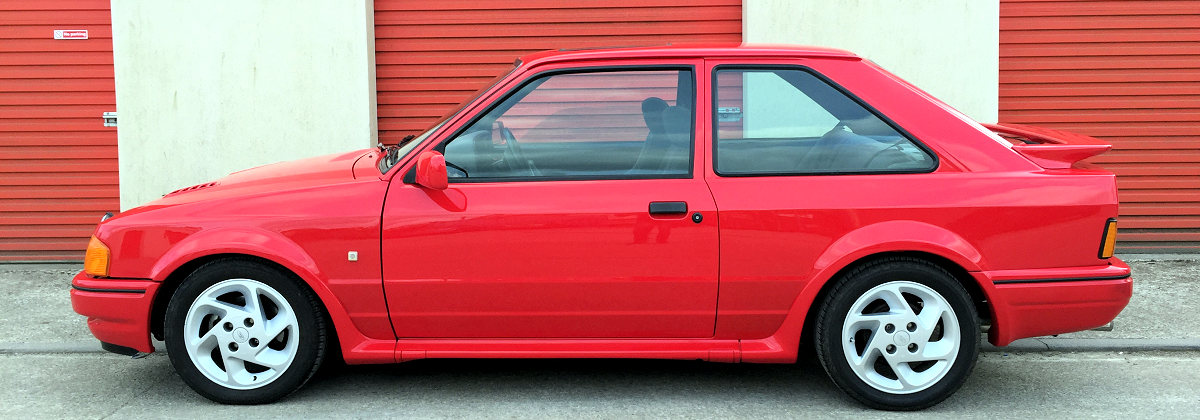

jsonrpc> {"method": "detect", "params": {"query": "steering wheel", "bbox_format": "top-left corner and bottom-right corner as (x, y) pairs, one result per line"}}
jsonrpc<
(499, 126), (539, 176)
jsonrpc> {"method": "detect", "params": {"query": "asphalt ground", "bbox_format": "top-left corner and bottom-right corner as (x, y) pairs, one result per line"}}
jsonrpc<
(2, 352), (1199, 418)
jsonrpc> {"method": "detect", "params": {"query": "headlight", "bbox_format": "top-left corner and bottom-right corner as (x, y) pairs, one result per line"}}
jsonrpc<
(84, 236), (111, 277)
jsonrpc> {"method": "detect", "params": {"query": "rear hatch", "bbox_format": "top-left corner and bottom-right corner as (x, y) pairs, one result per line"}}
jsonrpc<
(984, 123), (1112, 169)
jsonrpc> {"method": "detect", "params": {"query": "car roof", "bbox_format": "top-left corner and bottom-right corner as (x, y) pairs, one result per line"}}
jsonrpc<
(518, 43), (861, 67)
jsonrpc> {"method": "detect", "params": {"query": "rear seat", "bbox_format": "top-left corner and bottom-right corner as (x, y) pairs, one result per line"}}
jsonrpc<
(795, 128), (892, 171)
(718, 129), (922, 174)
(717, 139), (813, 173)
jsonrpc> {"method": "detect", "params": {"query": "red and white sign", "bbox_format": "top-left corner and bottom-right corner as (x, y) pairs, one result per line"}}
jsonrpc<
(53, 30), (88, 40)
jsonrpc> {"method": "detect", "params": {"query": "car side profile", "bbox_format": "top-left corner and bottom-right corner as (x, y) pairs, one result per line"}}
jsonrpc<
(71, 45), (1132, 410)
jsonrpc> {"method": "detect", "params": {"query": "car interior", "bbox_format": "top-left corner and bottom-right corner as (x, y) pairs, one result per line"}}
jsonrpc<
(442, 70), (695, 179)
(441, 67), (933, 180)
(715, 69), (935, 175)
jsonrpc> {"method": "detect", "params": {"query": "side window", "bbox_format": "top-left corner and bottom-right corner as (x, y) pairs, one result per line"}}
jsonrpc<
(441, 69), (695, 180)
(714, 68), (935, 175)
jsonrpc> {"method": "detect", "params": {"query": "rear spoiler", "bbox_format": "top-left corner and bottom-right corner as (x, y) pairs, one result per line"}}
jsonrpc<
(983, 123), (1112, 169)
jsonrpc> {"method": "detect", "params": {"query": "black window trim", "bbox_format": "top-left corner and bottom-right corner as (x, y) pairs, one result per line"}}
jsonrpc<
(405, 64), (700, 184)
(710, 64), (940, 177)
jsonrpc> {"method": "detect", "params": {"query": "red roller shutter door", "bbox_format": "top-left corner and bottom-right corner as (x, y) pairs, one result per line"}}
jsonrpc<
(1000, 0), (1200, 252)
(0, 0), (118, 261)
(374, 0), (742, 141)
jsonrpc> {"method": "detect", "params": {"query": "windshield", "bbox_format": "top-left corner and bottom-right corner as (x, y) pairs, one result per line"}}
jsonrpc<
(378, 65), (518, 173)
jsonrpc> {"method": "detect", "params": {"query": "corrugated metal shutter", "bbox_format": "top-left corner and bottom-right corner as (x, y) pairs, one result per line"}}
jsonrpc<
(374, 0), (742, 141)
(500, 71), (687, 143)
(1000, 0), (1200, 252)
(0, 0), (118, 261)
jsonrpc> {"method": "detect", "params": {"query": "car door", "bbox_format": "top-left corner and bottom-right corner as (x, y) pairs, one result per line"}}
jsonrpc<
(381, 62), (719, 338)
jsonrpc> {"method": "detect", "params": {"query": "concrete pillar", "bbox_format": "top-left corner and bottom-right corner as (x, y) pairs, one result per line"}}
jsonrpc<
(111, 0), (377, 209)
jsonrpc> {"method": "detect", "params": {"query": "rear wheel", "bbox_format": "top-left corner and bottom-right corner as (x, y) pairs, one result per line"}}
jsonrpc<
(164, 260), (327, 404)
(814, 257), (979, 410)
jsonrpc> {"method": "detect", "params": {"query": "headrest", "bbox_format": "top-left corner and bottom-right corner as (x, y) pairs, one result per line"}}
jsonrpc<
(841, 116), (896, 137)
(641, 97), (668, 133)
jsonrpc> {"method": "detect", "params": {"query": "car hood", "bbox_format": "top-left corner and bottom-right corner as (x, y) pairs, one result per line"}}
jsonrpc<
(214, 148), (375, 188)
(142, 149), (378, 208)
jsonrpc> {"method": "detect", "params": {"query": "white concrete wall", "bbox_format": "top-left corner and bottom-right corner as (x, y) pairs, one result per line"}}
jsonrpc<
(744, 0), (998, 123)
(111, 0), (377, 210)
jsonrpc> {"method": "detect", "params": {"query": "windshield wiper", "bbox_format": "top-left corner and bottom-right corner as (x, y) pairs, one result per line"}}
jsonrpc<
(379, 134), (417, 172)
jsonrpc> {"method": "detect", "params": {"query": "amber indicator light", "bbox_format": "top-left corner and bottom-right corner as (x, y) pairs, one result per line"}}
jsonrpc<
(1099, 218), (1118, 259)
(84, 236), (110, 277)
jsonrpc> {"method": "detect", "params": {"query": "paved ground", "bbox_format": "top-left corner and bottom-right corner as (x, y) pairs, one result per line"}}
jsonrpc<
(2, 352), (1198, 419)
(0, 264), (91, 344)
(1056, 255), (1200, 340)
(0, 255), (1197, 418)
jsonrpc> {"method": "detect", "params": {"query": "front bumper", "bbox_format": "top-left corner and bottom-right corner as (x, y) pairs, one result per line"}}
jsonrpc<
(70, 271), (159, 353)
(978, 258), (1132, 346)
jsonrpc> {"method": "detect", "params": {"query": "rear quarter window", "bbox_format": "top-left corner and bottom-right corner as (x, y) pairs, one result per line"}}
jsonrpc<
(714, 67), (936, 176)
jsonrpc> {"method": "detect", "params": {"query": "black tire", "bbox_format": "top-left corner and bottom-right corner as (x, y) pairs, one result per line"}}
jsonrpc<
(164, 259), (328, 404)
(814, 257), (979, 410)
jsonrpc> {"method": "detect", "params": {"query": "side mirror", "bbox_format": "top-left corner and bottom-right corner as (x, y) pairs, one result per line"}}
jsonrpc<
(414, 150), (448, 190)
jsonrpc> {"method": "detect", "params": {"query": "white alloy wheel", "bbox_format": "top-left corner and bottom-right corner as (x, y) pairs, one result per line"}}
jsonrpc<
(183, 278), (300, 390)
(840, 281), (960, 394)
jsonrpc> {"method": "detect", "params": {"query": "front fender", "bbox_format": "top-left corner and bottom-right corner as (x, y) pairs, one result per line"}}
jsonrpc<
(148, 228), (396, 363)
(148, 227), (321, 283)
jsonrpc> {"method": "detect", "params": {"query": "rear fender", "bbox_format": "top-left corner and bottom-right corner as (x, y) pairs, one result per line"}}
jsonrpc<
(813, 220), (986, 273)
(741, 221), (995, 362)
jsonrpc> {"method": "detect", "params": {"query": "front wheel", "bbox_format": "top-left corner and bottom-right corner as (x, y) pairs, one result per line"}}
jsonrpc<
(164, 260), (328, 404)
(814, 257), (979, 410)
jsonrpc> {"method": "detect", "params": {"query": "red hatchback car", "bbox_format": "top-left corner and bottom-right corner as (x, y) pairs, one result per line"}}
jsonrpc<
(71, 45), (1131, 410)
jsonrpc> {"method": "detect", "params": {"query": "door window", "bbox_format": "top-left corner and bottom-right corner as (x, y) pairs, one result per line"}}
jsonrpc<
(714, 68), (935, 175)
(441, 69), (695, 180)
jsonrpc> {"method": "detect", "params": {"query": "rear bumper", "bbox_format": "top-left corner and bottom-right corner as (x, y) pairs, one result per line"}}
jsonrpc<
(70, 271), (158, 353)
(978, 258), (1132, 346)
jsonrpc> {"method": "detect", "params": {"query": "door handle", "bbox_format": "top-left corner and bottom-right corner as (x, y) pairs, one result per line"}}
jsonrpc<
(648, 201), (688, 215)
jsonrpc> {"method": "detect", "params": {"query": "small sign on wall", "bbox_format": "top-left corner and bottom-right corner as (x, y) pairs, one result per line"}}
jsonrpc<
(53, 30), (88, 40)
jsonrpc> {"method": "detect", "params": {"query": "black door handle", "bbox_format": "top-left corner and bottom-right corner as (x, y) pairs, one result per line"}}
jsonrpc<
(648, 201), (687, 215)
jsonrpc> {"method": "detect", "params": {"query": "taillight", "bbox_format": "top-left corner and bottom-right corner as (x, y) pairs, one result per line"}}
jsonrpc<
(84, 236), (110, 277)
(1098, 218), (1118, 259)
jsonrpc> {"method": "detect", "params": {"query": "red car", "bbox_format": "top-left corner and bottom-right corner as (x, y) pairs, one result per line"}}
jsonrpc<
(71, 45), (1131, 410)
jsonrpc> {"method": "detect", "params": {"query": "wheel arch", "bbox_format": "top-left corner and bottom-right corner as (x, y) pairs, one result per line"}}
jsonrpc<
(146, 228), (394, 363)
(796, 250), (993, 354)
(149, 254), (328, 336)
(743, 222), (998, 363)
(150, 253), (345, 361)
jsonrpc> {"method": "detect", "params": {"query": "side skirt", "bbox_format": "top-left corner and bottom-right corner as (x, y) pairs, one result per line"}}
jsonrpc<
(382, 338), (796, 364)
